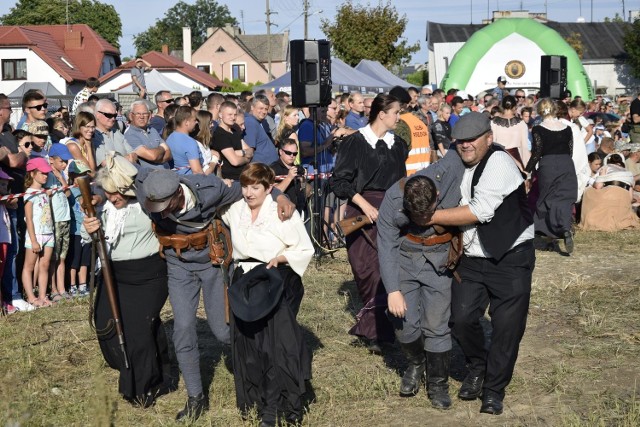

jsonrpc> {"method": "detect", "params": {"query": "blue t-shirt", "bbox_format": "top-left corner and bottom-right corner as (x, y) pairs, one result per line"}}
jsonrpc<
(166, 132), (202, 174)
(45, 172), (71, 222)
(298, 120), (334, 173)
(345, 111), (367, 130)
(244, 113), (278, 165)
(449, 114), (460, 129)
(68, 187), (83, 235)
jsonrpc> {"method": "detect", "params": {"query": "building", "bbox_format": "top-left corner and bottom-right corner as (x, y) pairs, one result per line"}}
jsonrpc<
(191, 24), (289, 84)
(427, 12), (637, 96)
(0, 24), (120, 95)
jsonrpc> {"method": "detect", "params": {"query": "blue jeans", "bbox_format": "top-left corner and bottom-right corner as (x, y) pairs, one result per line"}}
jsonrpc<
(1, 208), (21, 301)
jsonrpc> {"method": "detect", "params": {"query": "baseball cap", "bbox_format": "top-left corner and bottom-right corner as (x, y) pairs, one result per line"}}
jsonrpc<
(142, 169), (181, 213)
(497, 76), (507, 83)
(48, 143), (74, 161)
(26, 120), (49, 137)
(26, 157), (53, 173)
(68, 160), (91, 175)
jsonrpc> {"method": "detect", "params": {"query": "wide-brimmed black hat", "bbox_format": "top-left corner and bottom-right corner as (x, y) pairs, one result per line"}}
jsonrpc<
(228, 264), (283, 322)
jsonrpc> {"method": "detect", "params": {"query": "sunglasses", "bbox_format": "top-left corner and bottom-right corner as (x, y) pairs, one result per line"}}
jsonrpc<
(20, 142), (32, 148)
(160, 98), (175, 104)
(515, 96), (525, 99)
(281, 149), (298, 156)
(27, 103), (48, 111)
(99, 111), (117, 119)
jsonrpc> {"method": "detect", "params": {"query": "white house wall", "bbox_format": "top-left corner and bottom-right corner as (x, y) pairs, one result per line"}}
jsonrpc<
(430, 42), (464, 87)
(0, 47), (67, 94)
(582, 61), (638, 95)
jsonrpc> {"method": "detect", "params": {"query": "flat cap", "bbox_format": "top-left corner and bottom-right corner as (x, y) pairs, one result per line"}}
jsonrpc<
(143, 169), (181, 213)
(451, 112), (492, 140)
(389, 86), (412, 104)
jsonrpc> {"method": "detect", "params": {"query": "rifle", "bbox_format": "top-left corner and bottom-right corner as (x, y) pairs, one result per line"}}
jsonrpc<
(77, 176), (129, 369)
(335, 215), (372, 239)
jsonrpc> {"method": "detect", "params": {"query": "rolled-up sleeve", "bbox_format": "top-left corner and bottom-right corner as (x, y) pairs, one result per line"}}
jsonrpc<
(377, 184), (405, 293)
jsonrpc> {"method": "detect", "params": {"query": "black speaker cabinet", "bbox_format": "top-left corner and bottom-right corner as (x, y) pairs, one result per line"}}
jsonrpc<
(540, 55), (567, 99)
(290, 40), (332, 107)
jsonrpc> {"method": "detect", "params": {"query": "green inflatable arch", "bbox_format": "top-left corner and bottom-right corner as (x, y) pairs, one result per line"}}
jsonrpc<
(441, 18), (594, 99)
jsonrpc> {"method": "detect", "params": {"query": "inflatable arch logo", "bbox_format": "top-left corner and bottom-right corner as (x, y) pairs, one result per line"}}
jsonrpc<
(440, 18), (594, 99)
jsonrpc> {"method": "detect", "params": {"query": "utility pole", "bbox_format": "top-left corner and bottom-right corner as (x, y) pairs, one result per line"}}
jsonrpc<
(241, 10), (245, 33)
(266, 0), (277, 82)
(303, 0), (310, 39)
(622, 0), (626, 21)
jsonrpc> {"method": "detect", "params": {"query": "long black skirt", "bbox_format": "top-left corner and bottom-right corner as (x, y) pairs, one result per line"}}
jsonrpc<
(231, 265), (310, 425)
(532, 154), (577, 238)
(94, 253), (173, 403)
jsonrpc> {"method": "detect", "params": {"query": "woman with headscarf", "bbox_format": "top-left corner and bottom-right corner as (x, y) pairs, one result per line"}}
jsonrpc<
(580, 153), (640, 231)
(82, 153), (175, 407)
(330, 93), (408, 352)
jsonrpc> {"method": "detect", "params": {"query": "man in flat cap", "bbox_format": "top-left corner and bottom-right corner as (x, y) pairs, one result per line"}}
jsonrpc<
(135, 168), (294, 421)
(428, 112), (535, 415)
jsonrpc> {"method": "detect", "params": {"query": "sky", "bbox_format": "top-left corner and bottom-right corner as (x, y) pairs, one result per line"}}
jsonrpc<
(0, 0), (634, 63)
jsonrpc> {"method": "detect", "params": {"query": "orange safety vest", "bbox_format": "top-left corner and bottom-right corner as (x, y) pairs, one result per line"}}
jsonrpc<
(400, 112), (431, 175)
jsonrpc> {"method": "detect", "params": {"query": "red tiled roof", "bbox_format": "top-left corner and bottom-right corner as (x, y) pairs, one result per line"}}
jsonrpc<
(100, 51), (226, 89)
(0, 24), (119, 83)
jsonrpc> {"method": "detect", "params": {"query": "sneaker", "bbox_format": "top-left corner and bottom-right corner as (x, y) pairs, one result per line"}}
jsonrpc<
(78, 286), (90, 297)
(2, 302), (17, 314)
(12, 299), (36, 312)
(69, 286), (79, 297)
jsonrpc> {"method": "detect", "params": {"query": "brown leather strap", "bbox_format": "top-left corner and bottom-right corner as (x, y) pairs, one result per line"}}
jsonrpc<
(405, 232), (454, 246)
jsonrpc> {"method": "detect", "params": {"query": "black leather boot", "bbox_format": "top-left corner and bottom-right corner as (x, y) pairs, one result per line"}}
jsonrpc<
(398, 337), (426, 397)
(426, 351), (452, 409)
(175, 393), (209, 421)
(458, 369), (484, 400)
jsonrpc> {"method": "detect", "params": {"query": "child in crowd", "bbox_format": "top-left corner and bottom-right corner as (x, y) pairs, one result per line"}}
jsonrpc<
(0, 169), (13, 313)
(67, 161), (92, 297)
(22, 158), (55, 308)
(47, 144), (73, 301)
(12, 130), (34, 158)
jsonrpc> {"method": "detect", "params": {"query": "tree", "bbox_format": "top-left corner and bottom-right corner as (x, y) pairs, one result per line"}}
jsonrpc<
(406, 69), (428, 86)
(0, 0), (122, 48)
(134, 0), (237, 55)
(564, 32), (584, 59)
(604, 13), (624, 23)
(320, 1), (419, 68)
(623, 19), (640, 79)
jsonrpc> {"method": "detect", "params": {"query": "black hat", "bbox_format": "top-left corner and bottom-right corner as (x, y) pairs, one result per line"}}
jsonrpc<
(143, 169), (181, 213)
(228, 264), (283, 322)
(451, 112), (492, 140)
(389, 86), (412, 104)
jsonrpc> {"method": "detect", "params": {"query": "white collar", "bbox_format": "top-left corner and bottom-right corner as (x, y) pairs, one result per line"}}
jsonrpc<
(359, 124), (395, 149)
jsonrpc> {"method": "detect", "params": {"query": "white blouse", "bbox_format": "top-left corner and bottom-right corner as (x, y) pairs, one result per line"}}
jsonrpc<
(221, 196), (313, 277)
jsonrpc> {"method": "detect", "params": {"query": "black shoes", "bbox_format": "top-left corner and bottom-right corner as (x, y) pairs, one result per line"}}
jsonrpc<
(563, 231), (574, 254)
(480, 391), (504, 415)
(398, 338), (426, 397)
(176, 393), (209, 422)
(426, 351), (452, 409)
(457, 371), (484, 400)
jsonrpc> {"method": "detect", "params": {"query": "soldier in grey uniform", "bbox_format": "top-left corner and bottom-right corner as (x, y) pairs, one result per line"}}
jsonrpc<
(136, 168), (294, 421)
(377, 150), (465, 409)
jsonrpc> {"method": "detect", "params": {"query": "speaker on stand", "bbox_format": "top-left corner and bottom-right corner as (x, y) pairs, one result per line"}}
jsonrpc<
(290, 39), (332, 258)
(540, 55), (567, 100)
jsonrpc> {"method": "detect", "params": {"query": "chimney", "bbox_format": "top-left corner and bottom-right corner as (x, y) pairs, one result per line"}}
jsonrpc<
(64, 30), (82, 49)
(162, 44), (169, 55)
(182, 27), (192, 64)
(206, 27), (214, 38)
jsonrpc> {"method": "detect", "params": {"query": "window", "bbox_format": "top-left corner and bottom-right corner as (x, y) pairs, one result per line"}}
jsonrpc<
(232, 64), (246, 82)
(216, 46), (226, 53)
(197, 65), (211, 74)
(2, 59), (27, 80)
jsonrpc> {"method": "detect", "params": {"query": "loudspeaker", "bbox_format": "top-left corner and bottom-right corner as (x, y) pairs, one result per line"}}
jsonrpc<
(290, 40), (332, 107)
(540, 55), (567, 99)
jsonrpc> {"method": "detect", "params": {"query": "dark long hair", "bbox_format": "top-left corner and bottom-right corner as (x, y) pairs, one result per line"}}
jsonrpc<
(368, 94), (399, 125)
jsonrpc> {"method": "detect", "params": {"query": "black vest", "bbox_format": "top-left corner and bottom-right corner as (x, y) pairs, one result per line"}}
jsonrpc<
(471, 145), (533, 260)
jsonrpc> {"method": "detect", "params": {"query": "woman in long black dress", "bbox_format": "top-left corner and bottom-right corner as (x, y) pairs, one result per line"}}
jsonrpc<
(83, 153), (175, 407)
(330, 94), (408, 351)
(525, 98), (577, 253)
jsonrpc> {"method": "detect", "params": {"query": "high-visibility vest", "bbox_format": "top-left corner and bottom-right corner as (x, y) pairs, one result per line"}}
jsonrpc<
(400, 112), (431, 175)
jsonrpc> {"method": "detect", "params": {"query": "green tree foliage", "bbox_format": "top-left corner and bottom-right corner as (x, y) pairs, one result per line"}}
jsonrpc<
(221, 78), (262, 93)
(623, 19), (640, 79)
(405, 69), (428, 86)
(320, 1), (419, 68)
(564, 32), (584, 59)
(134, 0), (237, 56)
(0, 0), (122, 48)
(604, 13), (624, 23)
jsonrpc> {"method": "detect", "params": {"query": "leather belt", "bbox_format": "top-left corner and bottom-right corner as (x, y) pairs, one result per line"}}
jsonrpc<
(603, 180), (631, 191)
(405, 232), (454, 246)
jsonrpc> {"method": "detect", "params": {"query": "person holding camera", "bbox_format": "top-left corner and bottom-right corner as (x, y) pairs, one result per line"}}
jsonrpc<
(271, 138), (308, 215)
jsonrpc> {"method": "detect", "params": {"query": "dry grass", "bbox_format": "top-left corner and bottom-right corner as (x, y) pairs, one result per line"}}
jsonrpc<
(1, 229), (639, 426)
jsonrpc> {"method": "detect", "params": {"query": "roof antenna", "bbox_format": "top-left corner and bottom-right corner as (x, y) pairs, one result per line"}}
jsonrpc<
(66, 0), (70, 32)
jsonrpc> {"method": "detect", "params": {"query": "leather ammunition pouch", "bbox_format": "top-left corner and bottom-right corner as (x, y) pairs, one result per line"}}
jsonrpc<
(152, 219), (232, 267)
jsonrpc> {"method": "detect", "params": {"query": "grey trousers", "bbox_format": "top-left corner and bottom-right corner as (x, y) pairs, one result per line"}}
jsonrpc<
(166, 261), (230, 397)
(389, 253), (453, 353)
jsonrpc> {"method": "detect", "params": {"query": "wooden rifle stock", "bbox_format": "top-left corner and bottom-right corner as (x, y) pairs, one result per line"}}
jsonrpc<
(77, 176), (129, 369)
(335, 215), (372, 239)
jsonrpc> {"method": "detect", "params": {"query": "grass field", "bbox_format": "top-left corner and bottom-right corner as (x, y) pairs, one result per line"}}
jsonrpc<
(1, 229), (639, 426)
